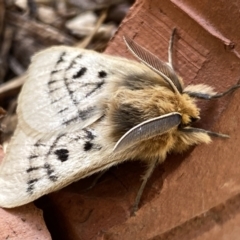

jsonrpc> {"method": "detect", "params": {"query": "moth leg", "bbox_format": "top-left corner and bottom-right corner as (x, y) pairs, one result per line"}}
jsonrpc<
(85, 169), (108, 191)
(187, 83), (240, 100)
(168, 28), (177, 69)
(180, 127), (229, 138)
(131, 159), (159, 216)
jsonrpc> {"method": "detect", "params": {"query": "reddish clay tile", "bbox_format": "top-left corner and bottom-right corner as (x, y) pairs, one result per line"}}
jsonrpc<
(0, 204), (51, 240)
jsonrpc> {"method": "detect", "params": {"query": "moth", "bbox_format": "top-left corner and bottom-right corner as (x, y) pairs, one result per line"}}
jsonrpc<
(0, 29), (239, 213)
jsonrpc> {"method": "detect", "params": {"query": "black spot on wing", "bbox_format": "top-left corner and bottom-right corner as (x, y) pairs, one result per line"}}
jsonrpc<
(98, 70), (107, 78)
(73, 67), (87, 79)
(54, 149), (69, 162)
(84, 141), (93, 151)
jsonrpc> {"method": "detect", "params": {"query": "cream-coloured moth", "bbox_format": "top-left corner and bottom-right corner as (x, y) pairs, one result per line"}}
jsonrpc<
(0, 29), (239, 213)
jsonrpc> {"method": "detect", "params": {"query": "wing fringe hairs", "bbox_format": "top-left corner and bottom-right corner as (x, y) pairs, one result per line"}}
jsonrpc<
(0, 30), (240, 211)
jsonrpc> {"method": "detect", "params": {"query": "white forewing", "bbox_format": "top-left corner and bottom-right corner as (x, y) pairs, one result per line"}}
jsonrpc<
(0, 46), (149, 207)
(18, 47), (107, 136)
(0, 122), (119, 207)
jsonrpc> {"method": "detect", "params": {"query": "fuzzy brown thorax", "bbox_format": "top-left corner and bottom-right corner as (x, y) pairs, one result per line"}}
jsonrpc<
(107, 73), (207, 161)
(108, 33), (237, 167)
(109, 85), (200, 138)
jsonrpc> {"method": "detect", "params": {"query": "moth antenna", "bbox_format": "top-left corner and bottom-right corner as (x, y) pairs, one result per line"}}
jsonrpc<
(168, 28), (177, 69)
(131, 159), (158, 216)
(180, 127), (229, 138)
(113, 112), (182, 153)
(185, 82), (240, 100)
(123, 35), (183, 93)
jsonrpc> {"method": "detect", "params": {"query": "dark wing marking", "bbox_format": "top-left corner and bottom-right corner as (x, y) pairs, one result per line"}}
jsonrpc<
(113, 112), (182, 153)
(25, 128), (101, 194)
(123, 36), (183, 93)
(47, 52), (105, 127)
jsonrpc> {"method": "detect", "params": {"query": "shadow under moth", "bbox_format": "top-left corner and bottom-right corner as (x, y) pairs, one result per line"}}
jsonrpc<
(0, 29), (240, 214)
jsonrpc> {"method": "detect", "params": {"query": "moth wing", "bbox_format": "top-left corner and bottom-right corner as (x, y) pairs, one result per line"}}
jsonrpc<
(0, 46), (123, 207)
(0, 122), (117, 208)
(17, 46), (112, 138)
(113, 112), (182, 152)
(0, 46), (163, 207)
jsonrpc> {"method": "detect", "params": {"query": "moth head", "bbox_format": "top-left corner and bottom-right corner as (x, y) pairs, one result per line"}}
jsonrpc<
(112, 33), (232, 159)
(111, 35), (203, 156)
(177, 92), (201, 125)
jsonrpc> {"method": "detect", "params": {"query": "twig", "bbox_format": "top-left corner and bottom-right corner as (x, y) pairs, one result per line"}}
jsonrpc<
(76, 8), (108, 49)
(0, 74), (27, 95)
